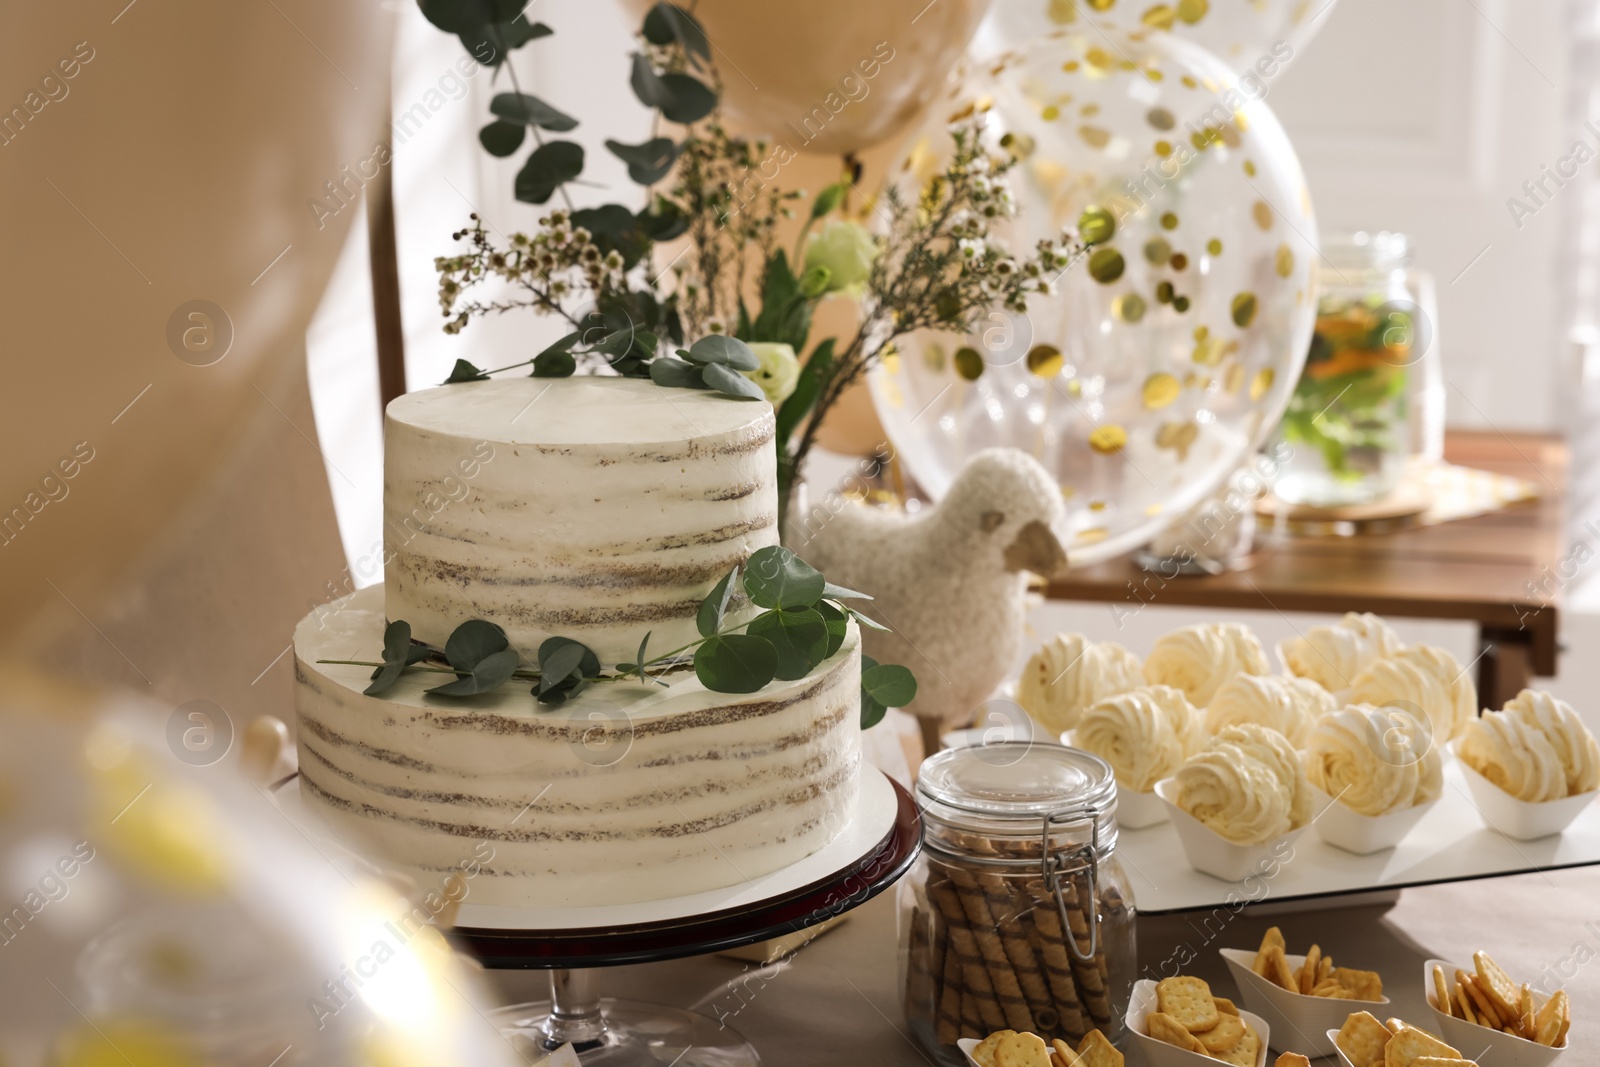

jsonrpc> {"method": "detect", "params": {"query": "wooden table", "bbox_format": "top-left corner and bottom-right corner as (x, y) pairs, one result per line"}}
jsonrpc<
(1044, 431), (1568, 708)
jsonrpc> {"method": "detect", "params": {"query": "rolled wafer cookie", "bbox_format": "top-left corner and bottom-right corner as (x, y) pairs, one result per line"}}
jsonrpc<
(950, 865), (1038, 1032)
(928, 867), (1009, 1032)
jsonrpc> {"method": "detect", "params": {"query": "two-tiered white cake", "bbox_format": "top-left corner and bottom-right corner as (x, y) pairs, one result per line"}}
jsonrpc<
(293, 377), (862, 907)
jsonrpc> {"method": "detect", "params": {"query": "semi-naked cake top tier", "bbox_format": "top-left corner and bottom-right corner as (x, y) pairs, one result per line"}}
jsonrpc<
(294, 586), (862, 907)
(385, 376), (779, 664)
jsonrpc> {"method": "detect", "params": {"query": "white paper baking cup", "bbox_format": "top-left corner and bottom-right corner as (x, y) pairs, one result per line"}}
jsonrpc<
(1220, 947), (1387, 1057)
(1153, 778), (1313, 882)
(1451, 742), (1599, 841)
(1308, 785), (1439, 855)
(1126, 978), (1270, 1067)
(1423, 958), (1567, 1067)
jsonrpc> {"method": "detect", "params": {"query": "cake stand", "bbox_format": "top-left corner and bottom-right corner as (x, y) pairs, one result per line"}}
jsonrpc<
(271, 766), (920, 1065)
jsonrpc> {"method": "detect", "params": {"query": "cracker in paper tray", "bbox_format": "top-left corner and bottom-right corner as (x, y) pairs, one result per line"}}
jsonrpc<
(1333, 1010), (1477, 1067)
(1427, 951), (1571, 1050)
(1136, 973), (1269, 1066)
(966, 1027), (1122, 1067)
(1246, 927), (1384, 1001)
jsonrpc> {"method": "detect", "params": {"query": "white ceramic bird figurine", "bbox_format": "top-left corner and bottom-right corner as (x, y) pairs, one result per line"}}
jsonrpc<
(787, 448), (1067, 753)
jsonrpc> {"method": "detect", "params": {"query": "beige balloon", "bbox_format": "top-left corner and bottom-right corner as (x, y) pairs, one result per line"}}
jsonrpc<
(1, 4), (390, 724)
(621, 0), (991, 155)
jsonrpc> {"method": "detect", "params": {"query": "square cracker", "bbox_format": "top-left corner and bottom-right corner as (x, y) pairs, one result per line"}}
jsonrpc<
(1197, 1013), (1247, 1055)
(972, 1031), (1017, 1067)
(1051, 1038), (1082, 1067)
(1300, 944), (1323, 994)
(1534, 989), (1569, 1047)
(1157, 975), (1221, 1032)
(1077, 1028), (1124, 1067)
(1211, 1023), (1262, 1067)
(1253, 927), (1286, 977)
(1275, 1056), (1312, 1067)
(1214, 997), (1240, 1016)
(1336, 1012), (1393, 1067)
(1333, 967), (1383, 1002)
(1147, 1012), (1207, 1055)
(1264, 946), (1297, 992)
(995, 1032), (1053, 1067)
(1472, 952), (1519, 1022)
(1385, 1026), (1460, 1067)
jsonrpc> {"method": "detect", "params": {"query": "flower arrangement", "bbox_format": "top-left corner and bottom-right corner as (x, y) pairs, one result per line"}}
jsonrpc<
(422, 1), (1098, 527)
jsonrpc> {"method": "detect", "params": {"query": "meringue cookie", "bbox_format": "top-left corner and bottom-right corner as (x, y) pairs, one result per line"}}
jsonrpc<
(1144, 623), (1269, 706)
(1280, 612), (1403, 691)
(1017, 633), (1144, 734)
(1076, 685), (1203, 792)
(1346, 645), (1473, 742)
(1205, 673), (1335, 747)
(1460, 712), (1568, 802)
(1497, 689), (1600, 796)
(1174, 724), (1311, 844)
(1303, 703), (1443, 816)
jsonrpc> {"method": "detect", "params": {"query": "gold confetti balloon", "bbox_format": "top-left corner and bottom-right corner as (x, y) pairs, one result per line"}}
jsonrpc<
(976, 0), (1339, 81)
(871, 27), (1315, 561)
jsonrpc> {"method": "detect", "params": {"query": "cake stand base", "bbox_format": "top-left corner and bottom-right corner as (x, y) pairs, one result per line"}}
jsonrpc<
(494, 968), (758, 1066)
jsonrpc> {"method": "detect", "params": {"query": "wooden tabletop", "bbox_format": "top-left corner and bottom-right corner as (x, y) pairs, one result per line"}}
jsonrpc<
(1044, 431), (1568, 677)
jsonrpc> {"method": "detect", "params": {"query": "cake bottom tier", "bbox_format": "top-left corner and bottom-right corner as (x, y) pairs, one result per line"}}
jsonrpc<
(293, 587), (862, 908)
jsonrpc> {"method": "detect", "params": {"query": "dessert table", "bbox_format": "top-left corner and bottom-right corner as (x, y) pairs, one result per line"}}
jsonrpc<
(482, 865), (1598, 1065)
(1044, 431), (1568, 709)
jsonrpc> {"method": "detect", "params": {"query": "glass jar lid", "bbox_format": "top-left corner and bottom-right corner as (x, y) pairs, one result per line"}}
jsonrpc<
(1319, 230), (1410, 275)
(917, 742), (1118, 854)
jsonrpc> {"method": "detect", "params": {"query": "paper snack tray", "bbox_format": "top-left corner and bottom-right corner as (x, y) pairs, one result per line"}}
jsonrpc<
(1219, 947), (1387, 1057)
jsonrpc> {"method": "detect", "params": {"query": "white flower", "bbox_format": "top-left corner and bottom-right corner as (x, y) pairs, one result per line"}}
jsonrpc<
(804, 220), (878, 296)
(959, 237), (988, 262)
(741, 342), (802, 406)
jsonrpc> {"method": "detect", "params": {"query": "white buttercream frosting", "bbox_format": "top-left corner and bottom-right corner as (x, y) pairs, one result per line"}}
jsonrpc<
(1174, 724), (1311, 844)
(294, 587), (861, 907)
(1075, 685), (1202, 792)
(383, 377), (778, 664)
(1144, 623), (1268, 706)
(1462, 689), (1600, 801)
(1204, 673), (1334, 747)
(1346, 644), (1473, 742)
(1280, 612), (1403, 691)
(1017, 633), (1143, 734)
(1303, 703), (1442, 816)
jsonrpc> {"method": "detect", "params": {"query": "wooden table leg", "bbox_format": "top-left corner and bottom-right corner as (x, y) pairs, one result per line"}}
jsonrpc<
(1477, 628), (1534, 711)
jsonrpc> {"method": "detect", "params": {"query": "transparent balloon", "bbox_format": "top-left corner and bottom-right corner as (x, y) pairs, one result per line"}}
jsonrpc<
(871, 27), (1316, 563)
(974, 0), (1339, 81)
(0, 675), (519, 1067)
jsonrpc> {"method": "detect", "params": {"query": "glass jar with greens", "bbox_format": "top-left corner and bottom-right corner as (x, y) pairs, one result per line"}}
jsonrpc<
(1270, 232), (1432, 507)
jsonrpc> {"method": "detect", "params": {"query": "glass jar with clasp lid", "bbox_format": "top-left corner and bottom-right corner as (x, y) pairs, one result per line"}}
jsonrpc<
(898, 742), (1136, 1064)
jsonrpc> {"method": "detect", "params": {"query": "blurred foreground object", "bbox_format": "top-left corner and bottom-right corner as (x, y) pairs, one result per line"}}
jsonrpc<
(0, 666), (519, 1067)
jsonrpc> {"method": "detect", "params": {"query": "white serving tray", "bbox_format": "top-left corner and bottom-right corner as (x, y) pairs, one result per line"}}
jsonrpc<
(272, 764), (901, 930)
(1115, 761), (1600, 914)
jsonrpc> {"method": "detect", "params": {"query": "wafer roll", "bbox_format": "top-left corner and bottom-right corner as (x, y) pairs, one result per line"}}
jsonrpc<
(950, 865), (1037, 1032)
(937, 929), (964, 1044)
(1021, 876), (1089, 1040)
(928, 868), (1008, 1032)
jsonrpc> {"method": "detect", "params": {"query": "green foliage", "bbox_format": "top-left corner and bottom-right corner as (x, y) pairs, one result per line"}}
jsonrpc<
(515, 141), (585, 204)
(605, 138), (681, 185)
(479, 120), (526, 157)
(490, 92), (579, 133)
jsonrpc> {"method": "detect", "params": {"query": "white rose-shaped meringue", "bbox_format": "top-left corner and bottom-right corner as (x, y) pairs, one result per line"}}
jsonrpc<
(1346, 645), (1473, 742)
(1174, 724), (1310, 844)
(1144, 623), (1269, 707)
(1280, 612), (1403, 691)
(1075, 685), (1202, 792)
(1460, 711), (1568, 802)
(1205, 673), (1335, 747)
(1303, 704), (1443, 816)
(1017, 633), (1144, 734)
(1501, 689), (1600, 796)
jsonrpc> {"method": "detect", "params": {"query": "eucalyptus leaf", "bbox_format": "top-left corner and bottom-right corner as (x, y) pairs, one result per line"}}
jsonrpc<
(641, 3), (710, 63)
(844, 604), (891, 632)
(444, 358), (490, 384)
(657, 73), (716, 124)
(457, 16), (551, 65)
(697, 565), (739, 638)
(700, 362), (766, 400)
(747, 608), (829, 681)
(684, 335), (759, 370)
(821, 581), (872, 600)
(743, 545), (825, 610)
(860, 694), (887, 730)
(381, 619), (414, 663)
(605, 137), (680, 185)
(862, 662), (918, 708)
(538, 641), (588, 694)
(634, 631), (654, 684)
(538, 636), (601, 683)
(649, 357), (709, 390)
(444, 618), (510, 672)
(427, 648), (520, 697)
(694, 634), (778, 694)
(478, 119), (526, 157)
(514, 140), (584, 204)
(490, 91), (578, 132)
(532, 349), (576, 377)
(817, 601), (849, 659)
